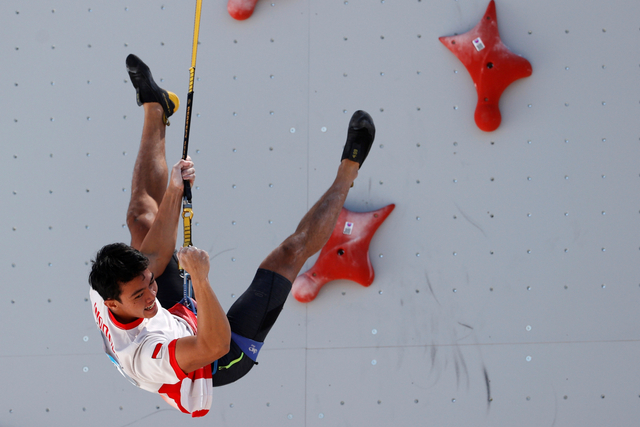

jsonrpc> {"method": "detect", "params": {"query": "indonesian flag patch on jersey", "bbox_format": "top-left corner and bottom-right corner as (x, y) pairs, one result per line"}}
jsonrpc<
(152, 343), (164, 360)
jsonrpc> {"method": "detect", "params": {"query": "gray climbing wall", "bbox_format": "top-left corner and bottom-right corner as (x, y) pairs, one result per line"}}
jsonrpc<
(2, 0), (640, 425)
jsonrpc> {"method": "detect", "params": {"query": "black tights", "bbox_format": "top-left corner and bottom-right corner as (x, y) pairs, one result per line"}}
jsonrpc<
(156, 262), (292, 387)
(213, 268), (292, 386)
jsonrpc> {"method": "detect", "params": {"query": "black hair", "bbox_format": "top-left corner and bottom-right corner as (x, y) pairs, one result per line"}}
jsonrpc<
(88, 243), (150, 302)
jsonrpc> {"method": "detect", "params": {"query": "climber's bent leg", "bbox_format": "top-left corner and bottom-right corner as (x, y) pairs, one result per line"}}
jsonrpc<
(211, 269), (292, 387)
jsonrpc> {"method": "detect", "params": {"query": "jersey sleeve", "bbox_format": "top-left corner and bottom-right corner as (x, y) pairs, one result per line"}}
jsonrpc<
(130, 335), (186, 386)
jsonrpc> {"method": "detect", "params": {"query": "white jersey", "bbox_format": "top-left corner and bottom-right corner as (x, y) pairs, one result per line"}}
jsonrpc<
(90, 288), (213, 417)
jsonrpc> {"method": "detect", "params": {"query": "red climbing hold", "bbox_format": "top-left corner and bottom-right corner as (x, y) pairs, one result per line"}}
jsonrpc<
(439, 0), (532, 132)
(292, 204), (395, 303)
(228, 0), (259, 20)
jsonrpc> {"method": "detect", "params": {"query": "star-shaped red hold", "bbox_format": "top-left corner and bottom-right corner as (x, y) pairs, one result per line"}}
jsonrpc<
(439, 0), (532, 132)
(292, 204), (395, 303)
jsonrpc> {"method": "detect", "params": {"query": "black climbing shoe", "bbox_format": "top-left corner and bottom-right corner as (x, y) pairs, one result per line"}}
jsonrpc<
(341, 110), (375, 169)
(126, 54), (179, 125)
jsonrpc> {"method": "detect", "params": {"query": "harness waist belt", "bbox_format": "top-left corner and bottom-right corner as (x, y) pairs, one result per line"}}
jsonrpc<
(231, 332), (264, 362)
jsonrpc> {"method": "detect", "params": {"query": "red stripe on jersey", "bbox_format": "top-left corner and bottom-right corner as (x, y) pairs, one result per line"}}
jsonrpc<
(168, 303), (198, 334)
(192, 364), (212, 380)
(158, 381), (189, 414)
(108, 308), (143, 330)
(152, 343), (163, 359)
(167, 340), (213, 381)
(168, 339), (187, 380)
(160, 340), (213, 417)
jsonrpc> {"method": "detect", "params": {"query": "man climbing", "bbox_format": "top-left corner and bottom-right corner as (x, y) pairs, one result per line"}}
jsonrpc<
(88, 54), (375, 417)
